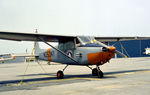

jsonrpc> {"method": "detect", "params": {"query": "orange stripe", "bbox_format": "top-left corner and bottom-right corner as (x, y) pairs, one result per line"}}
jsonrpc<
(47, 48), (51, 61)
(87, 52), (114, 65)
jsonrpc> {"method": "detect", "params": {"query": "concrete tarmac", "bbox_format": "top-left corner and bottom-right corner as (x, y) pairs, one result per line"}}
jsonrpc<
(0, 57), (150, 95)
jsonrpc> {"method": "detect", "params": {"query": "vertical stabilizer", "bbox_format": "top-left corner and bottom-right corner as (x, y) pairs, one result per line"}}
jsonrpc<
(34, 41), (43, 55)
(33, 29), (43, 55)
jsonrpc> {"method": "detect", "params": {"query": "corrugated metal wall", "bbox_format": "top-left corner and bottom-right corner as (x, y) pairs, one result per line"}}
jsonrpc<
(109, 39), (150, 57)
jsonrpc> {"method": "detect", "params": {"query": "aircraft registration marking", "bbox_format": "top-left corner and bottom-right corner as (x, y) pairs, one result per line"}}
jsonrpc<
(47, 48), (51, 61)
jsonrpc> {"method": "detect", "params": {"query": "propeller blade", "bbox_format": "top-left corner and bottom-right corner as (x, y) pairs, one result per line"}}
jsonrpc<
(96, 40), (116, 52)
(115, 50), (127, 58)
(96, 40), (127, 58)
(96, 41), (109, 49)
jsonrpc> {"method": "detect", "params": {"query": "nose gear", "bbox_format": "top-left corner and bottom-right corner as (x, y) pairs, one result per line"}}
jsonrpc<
(92, 66), (104, 78)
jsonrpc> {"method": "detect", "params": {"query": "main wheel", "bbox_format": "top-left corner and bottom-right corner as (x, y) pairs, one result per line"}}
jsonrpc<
(97, 70), (104, 78)
(92, 68), (98, 76)
(47, 62), (51, 65)
(57, 70), (64, 79)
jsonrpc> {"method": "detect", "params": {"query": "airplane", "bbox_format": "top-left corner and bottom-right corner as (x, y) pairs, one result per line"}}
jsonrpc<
(0, 31), (150, 79)
(0, 54), (15, 63)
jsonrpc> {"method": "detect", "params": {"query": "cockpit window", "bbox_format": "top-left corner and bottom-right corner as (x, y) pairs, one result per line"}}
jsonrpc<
(77, 36), (97, 45)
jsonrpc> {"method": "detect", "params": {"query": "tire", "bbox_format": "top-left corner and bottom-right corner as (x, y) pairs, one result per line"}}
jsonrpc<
(92, 68), (98, 76)
(97, 70), (104, 78)
(47, 62), (51, 65)
(57, 70), (64, 79)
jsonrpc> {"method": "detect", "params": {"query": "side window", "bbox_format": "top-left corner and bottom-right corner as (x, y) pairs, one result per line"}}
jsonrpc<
(76, 38), (81, 47)
(64, 41), (75, 50)
(58, 43), (64, 50)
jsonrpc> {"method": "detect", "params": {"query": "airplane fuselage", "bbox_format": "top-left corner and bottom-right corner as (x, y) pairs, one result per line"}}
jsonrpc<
(38, 44), (115, 66)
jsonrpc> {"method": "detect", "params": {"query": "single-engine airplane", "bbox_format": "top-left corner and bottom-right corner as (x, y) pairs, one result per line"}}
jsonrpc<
(0, 31), (150, 79)
(0, 54), (15, 63)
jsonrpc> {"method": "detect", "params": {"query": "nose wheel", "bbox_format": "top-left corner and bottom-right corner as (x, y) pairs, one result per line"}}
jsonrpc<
(92, 66), (104, 78)
(97, 70), (103, 78)
(92, 68), (98, 76)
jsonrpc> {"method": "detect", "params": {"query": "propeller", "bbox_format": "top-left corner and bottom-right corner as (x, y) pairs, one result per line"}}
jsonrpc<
(96, 41), (127, 58)
(115, 50), (127, 58)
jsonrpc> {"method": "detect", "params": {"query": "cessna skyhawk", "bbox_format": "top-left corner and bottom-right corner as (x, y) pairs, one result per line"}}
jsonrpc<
(0, 31), (149, 79)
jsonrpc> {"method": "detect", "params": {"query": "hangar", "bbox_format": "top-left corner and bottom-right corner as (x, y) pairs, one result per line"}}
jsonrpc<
(109, 39), (150, 57)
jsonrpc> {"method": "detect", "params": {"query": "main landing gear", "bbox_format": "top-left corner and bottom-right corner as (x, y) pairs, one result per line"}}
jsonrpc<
(57, 65), (104, 79)
(92, 66), (104, 78)
(57, 65), (69, 79)
(57, 70), (64, 79)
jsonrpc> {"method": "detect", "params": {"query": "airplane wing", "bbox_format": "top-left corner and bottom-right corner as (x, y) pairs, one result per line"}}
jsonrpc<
(0, 31), (75, 42)
(0, 31), (150, 42)
(95, 37), (150, 42)
(12, 53), (38, 57)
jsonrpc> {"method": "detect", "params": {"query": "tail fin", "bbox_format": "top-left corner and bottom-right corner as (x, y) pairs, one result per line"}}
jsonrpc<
(34, 41), (43, 55)
(33, 29), (44, 55)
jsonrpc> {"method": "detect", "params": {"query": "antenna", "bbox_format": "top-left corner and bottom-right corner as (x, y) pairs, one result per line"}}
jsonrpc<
(35, 29), (38, 33)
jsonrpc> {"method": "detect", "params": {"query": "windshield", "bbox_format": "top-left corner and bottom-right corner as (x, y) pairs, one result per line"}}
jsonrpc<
(77, 36), (96, 45)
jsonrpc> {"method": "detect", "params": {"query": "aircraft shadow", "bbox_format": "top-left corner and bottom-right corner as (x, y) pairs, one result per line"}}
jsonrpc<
(104, 69), (150, 75)
(0, 69), (149, 85)
(17, 73), (56, 77)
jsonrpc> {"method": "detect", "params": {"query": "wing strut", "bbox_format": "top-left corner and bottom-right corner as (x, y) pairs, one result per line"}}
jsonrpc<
(39, 38), (79, 64)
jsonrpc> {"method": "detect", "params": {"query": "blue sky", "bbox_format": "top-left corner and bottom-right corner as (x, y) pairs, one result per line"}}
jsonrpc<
(0, 0), (150, 53)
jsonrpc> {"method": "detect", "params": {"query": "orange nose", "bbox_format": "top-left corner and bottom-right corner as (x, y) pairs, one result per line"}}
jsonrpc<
(109, 46), (116, 52)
